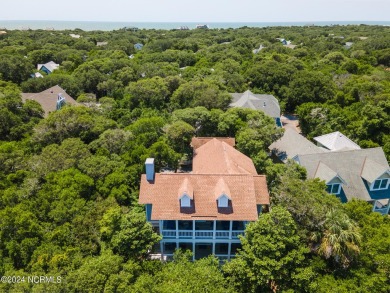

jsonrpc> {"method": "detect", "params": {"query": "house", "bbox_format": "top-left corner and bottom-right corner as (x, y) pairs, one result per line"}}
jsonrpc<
(313, 131), (361, 151)
(230, 90), (282, 126)
(253, 44), (266, 54)
(96, 41), (108, 46)
(196, 24), (209, 29)
(344, 42), (354, 49)
(37, 61), (59, 74)
(69, 34), (81, 39)
(269, 130), (390, 214)
(269, 128), (327, 163)
(134, 43), (144, 50)
(21, 85), (78, 117)
(139, 137), (270, 260)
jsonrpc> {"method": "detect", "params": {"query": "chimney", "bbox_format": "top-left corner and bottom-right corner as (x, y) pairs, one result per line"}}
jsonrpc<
(145, 158), (155, 181)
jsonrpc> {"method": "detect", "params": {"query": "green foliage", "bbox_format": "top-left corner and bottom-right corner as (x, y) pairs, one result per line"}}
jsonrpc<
(224, 206), (313, 292)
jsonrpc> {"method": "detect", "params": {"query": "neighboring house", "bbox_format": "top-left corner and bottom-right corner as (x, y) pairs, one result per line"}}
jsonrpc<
(269, 130), (390, 214)
(276, 38), (288, 45)
(37, 61), (59, 74)
(21, 85), (78, 117)
(196, 24), (209, 29)
(134, 43), (144, 50)
(313, 131), (361, 151)
(30, 72), (44, 78)
(344, 42), (354, 49)
(230, 90), (282, 126)
(269, 128), (327, 163)
(253, 44), (266, 54)
(139, 137), (270, 261)
(96, 41), (108, 46)
(69, 34), (81, 38)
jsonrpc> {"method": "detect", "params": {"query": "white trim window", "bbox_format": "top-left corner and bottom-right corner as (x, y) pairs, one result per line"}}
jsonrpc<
(327, 183), (341, 195)
(371, 178), (389, 191)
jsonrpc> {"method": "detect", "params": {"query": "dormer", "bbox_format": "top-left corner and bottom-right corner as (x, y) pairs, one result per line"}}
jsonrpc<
(178, 178), (193, 208)
(361, 158), (390, 191)
(215, 178), (231, 208)
(315, 161), (345, 195)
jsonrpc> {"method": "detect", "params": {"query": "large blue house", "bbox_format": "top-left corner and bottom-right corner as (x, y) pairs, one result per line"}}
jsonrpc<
(270, 129), (390, 214)
(139, 138), (270, 260)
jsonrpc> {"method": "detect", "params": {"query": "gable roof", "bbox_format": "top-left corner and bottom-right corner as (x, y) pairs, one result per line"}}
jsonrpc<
(361, 158), (390, 183)
(230, 90), (280, 118)
(269, 128), (327, 162)
(193, 138), (257, 175)
(37, 61), (59, 73)
(21, 85), (78, 117)
(297, 147), (389, 201)
(178, 177), (194, 199)
(313, 131), (361, 151)
(314, 161), (340, 183)
(215, 177), (231, 200)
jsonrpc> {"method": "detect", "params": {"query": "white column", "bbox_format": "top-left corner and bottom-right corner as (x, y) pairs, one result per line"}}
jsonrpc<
(176, 220), (179, 239)
(213, 221), (216, 240)
(229, 221), (233, 240)
(193, 220), (196, 239)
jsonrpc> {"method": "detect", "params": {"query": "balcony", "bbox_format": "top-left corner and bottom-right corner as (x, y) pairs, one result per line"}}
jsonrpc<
(161, 229), (244, 239)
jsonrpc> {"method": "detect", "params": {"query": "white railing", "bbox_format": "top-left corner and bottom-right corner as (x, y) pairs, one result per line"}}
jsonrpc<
(161, 230), (244, 239)
(373, 207), (389, 215)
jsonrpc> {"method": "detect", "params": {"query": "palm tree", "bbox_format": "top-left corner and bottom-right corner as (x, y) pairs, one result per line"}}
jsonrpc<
(311, 209), (361, 267)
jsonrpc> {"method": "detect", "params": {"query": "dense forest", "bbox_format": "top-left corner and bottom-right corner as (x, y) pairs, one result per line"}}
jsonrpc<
(0, 24), (389, 292)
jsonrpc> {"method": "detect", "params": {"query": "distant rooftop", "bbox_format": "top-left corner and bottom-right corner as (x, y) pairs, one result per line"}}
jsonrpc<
(314, 131), (361, 151)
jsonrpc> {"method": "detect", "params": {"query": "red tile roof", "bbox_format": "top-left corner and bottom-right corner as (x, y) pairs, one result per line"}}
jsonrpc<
(139, 138), (270, 220)
(191, 137), (235, 149)
(139, 173), (269, 221)
(193, 138), (257, 175)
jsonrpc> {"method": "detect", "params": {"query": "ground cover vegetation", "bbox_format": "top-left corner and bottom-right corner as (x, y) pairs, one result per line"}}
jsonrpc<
(0, 24), (389, 292)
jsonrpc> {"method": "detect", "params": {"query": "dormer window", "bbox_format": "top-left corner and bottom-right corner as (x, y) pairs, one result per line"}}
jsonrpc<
(180, 194), (191, 207)
(327, 183), (341, 195)
(215, 178), (231, 208)
(217, 194), (229, 208)
(372, 178), (389, 191)
(178, 178), (193, 208)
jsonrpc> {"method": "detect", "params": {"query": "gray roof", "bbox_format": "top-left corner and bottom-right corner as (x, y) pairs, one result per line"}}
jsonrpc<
(361, 158), (389, 183)
(297, 147), (389, 201)
(269, 128), (327, 163)
(37, 61), (59, 73)
(314, 162), (339, 183)
(314, 131), (361, 151)
(230, 90), (280, 118)
(21, 85), (78, 117)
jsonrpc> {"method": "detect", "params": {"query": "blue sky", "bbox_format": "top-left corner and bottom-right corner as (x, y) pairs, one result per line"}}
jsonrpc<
(1, 0), (389, 22)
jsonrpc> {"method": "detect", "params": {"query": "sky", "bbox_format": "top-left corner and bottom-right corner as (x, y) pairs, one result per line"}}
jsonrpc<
(1, 0), (389, 22)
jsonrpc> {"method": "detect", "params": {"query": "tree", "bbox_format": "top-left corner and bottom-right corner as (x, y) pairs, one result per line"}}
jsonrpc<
(311, 209), (361, 268)
(223, 206), (313, 292)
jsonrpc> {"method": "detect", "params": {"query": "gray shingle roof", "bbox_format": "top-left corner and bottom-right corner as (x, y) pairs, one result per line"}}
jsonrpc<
(21, 85), (78, 117)
(269, 128), (327, 162)
(297, 148), (389, 201)
(361, 158), (389, 183)
(230, 90), (280, 118)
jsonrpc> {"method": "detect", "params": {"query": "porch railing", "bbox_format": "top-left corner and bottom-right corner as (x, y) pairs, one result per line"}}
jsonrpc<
(161, 229), (244, 239)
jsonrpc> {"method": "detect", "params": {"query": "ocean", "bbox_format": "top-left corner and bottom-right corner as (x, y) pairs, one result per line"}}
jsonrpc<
(0, 20), (390, 31)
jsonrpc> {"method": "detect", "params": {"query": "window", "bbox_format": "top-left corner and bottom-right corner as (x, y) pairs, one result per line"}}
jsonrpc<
(163, 220), (176, 230)
(327, 183), (341, 195)
(180, 194), (191, 207)
(217, 195), (229, 208)
(372, 178), (389, 191)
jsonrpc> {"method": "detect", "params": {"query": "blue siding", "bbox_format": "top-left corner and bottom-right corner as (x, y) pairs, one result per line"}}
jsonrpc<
(336, 188), (348, 203)
(363, 180), (390, 200)
(146, 204), (152, 222)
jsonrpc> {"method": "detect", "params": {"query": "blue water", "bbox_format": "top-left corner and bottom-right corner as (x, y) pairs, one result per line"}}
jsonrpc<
(0, 20), (389, 31)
